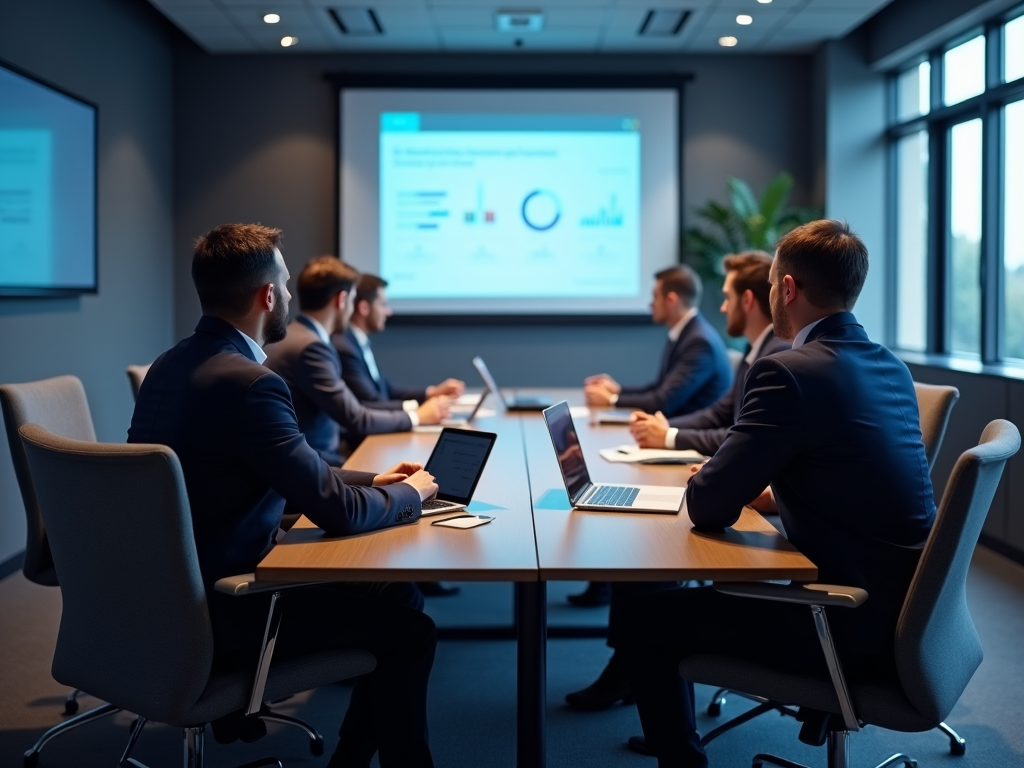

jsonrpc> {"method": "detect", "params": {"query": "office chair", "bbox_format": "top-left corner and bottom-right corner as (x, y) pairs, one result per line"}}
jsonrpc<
(0, 376), (120, 763)
(18, 423), (377, 768)
(702, 381), (965, 755)
(678, 419), (1019, 768)
(125, 364), (151, 400)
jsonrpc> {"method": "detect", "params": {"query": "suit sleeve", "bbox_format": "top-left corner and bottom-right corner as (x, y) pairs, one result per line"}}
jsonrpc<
(383, 377), (429, 404)
(685, 357), (804, 530)
(672, 426), (731, 456)
(669, 389), (734, 431)
(617, 336), (728, 415)
(297, 343), (413, 434)
(238, 372), (421, 535)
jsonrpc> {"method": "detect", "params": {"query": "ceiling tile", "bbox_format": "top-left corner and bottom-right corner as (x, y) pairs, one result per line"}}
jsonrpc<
(223, 5), (316, 28)
(367, 6), (435, 31)
(158, 6), (234, 27)
(782, 7), (870, 33)
(439, 29), (602, 50)
(217, 0), (305, 6)
(182, 26), (258, 52)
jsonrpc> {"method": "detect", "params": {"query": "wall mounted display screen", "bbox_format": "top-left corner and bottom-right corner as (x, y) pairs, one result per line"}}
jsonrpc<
(0, 60), (97, 296)
(339, 85), (679, 316)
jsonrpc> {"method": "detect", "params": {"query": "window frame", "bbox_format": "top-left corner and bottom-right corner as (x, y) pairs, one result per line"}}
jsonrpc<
(887, 10), (1024, 365)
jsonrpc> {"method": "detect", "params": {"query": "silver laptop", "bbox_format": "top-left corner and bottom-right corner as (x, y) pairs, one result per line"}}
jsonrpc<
(472, 356), (552, 412)
(418, 427), (499, 516)
(414, 386), (490, 433)
(542, 401), (684, 514)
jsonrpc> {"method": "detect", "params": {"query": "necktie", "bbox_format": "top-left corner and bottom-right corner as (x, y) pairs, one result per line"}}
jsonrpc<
(361, 339), (382, 386)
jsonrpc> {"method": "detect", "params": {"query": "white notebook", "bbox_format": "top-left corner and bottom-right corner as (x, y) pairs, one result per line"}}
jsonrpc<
(599, 444), (705, 465)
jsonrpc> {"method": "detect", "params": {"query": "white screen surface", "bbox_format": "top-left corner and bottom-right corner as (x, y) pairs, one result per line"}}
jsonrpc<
(340, 89), (678, 315)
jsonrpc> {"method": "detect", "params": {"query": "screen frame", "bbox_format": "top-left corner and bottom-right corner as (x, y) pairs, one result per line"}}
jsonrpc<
(0, 56), (99, 298)
(329, 71), (690, 324)
(424, 427), (499, 505)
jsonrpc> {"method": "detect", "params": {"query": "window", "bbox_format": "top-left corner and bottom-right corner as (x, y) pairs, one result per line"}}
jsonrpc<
(890, 12), (1024, 366)
(895, 132), (929, 351)
(1005, 100), (1024, 359)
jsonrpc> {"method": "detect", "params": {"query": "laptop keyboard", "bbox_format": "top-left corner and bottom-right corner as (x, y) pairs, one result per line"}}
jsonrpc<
(587, 485), (641, 507)
(422, 499), (459, 511)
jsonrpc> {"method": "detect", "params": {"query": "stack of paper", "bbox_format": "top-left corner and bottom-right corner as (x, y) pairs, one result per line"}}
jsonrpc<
(599, 445), (705, 465)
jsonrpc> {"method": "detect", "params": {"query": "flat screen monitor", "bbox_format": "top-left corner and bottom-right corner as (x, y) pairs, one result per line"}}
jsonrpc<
(0, 59), (97, 297)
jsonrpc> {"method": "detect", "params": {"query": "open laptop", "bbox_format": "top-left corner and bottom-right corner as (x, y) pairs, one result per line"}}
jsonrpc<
(542, 401), (685, 514)
(472, 356), (552, 412)
(414, 386), (490, 433)
(418, 427), (499, 516)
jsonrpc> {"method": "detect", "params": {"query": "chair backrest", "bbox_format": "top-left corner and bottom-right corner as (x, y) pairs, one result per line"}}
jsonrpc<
(913, 382), (960, 471)
(18, 423), (214, 724)
(0, 376), (97, 586)
(126, 364), (151, 401)
(895, 418), (1020, 723)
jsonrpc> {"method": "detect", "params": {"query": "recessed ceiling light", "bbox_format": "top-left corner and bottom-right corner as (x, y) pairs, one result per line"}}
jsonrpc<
(719, 35), (738, 47)
(736, 14), (753, 25)
(757, 0), (772, 3)
(280, 35), (298, 47)
(263, 13), (280, 24)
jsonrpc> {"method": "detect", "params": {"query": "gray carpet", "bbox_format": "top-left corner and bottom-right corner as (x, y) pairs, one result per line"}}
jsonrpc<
(1, 548), (1022, 767)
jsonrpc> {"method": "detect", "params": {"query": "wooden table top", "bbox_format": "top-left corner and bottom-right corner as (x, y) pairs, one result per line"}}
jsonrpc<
(256, 407), (540, 583)
(257, 389), (817, 584)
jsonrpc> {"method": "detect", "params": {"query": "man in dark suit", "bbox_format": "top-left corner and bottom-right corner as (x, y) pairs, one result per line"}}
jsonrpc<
(565, 252), (790, 710)
(265, 258), (450, 466)
(630, 251), (790, 456)
(584, 264), (732, 418)
(129, 224), (439, 768)
(616, 220), (936, 767)
(334, 273), (464, 412)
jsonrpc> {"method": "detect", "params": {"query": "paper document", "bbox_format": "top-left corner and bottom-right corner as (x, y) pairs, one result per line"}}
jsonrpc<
(599, 445), (705, 465)
(454, 393), (482, 406)
(569, 406), (590, 419)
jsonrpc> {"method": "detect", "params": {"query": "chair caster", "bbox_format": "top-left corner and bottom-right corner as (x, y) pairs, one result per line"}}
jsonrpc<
(707, 701), (722, 716)
(64, 697), (79, 716)
(311, 735), (324, 756)
(938, 721), (966, 756)
(23, 750), (39, 768)
(706, 688), (728, 717)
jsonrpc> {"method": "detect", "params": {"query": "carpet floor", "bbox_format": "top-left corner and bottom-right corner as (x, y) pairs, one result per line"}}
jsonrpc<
(1, 547), (1022, 767)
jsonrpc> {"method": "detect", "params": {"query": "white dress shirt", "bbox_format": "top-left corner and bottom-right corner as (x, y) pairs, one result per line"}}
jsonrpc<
(791, 316), (828, 350)
(238, 328), (267, 365)
(302, 314), (332, 346)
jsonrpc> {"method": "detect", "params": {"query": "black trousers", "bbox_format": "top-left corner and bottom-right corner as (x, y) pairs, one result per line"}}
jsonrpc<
(616, 586), (837, 768)
(210, 581), (435, 768)
(607, 581), (680, 647)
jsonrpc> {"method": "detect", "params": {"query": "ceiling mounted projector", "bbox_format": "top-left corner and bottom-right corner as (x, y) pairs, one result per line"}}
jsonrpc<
(496, 10), (544, 32)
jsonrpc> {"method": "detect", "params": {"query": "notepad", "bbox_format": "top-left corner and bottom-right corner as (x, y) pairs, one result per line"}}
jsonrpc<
(431, 515), (494, 529)
(599, 445), (706, 465)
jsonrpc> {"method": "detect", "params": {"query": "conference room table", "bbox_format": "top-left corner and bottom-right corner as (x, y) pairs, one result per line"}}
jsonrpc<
(257, 388), (817, 768)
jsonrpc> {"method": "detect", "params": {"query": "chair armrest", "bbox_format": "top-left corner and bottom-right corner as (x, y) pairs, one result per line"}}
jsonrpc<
(714, 582), (868, 608)
(214, 573), (322, 596)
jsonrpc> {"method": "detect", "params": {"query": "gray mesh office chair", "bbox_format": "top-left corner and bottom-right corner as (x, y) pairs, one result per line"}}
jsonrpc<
(0, 376), (118, 765)
(18, 423), (377, 768)
(701, 381), (965, 754)
(679, 419), (1019, 768)
(126, 364), (151, 400)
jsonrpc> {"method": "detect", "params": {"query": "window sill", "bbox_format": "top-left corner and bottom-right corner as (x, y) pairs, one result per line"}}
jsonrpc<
(896, 350), (1024, 382)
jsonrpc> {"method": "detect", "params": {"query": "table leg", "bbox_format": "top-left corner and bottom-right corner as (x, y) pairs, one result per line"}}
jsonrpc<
(516, 581), (546, 768)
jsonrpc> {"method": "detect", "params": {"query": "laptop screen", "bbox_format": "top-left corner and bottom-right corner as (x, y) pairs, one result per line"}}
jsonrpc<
(472, 356), (509, 407)
(424, 428), (498, 504)
(542, 401), (591, 503)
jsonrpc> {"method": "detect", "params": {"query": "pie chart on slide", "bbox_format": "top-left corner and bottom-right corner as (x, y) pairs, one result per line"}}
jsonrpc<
(521, 190), (561, 231)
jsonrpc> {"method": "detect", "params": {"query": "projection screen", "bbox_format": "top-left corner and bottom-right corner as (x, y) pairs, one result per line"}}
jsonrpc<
(338, 80), (682, 317)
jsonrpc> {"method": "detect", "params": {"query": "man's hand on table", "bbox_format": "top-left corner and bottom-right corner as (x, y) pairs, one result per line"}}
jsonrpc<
(373, 461), (424, 486)
(426, 378), (465, 398)
(630, 411), (670, 448)
(417, 395), (451, 425)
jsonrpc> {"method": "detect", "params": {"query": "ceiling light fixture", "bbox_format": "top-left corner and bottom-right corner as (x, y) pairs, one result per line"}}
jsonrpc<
(280, 35), (298, 47)
(736, 14), (753, 25)
(757, 0), (772, 3)
(719, 35), (738, 47)
(263, 13), (280, 23)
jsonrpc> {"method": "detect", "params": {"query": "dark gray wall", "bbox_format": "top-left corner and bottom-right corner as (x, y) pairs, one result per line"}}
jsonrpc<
(0, 0), (177, 563)
(172, 50), (819, 387)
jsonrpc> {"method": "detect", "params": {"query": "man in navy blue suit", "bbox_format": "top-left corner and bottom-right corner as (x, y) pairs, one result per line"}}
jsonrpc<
(265, 258), (450, 465)
(333, 274), (464, 413)
(583, 264), (732, 418)
(616, 221), (936, 767)
(629, 251), (790, 456)
(129, 224), (439, 768)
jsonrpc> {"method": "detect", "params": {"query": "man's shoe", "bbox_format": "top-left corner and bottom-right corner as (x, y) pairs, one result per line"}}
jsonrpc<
(627, 736), (655, 757)
(418, 581), (461, 597)
(565, 656), (633, 711)
(567, 581), (611, 607)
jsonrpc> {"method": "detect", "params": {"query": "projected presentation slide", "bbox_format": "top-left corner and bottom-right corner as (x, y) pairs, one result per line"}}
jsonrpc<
(379, 113), (640, 300)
